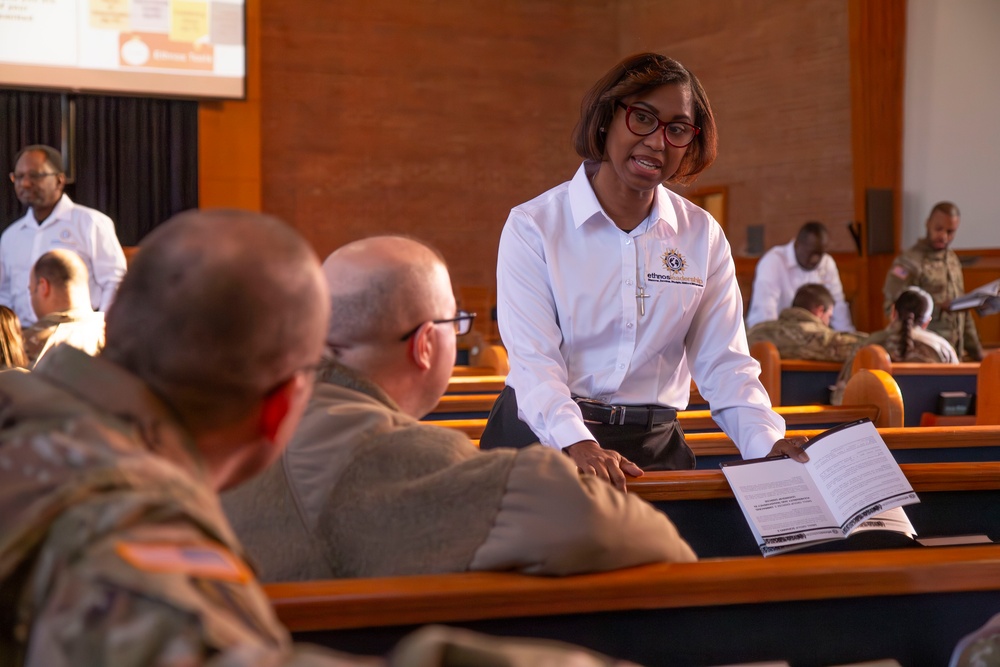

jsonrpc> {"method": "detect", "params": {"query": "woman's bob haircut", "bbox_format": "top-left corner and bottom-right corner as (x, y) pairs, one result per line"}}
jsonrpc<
(572, 52), (718, 186)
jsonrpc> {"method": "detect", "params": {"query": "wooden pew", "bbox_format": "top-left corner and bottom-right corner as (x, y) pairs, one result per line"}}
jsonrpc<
(445, 375), (506, 394)
(850, 344), (981, 426)
(266, 545), (1000, 666)
(687, 424), (1000, 468)
(431, 369), (904, 438)
(436, 378), (706, 418)
(627, 461), (1000, 559)
(749, 340), (842, 406)
(979, 349), (1000, 425)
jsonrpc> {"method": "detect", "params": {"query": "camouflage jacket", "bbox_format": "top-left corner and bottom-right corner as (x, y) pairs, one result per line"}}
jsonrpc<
(0, 347), (627, 667)
(746, 307), (866, 362)
(0, 346), (363, 667)
(882, 238), (982, 360)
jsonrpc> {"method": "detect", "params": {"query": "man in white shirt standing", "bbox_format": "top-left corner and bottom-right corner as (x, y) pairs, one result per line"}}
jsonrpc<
(1, 144), (127, 326)
(746, 221), (855, 332)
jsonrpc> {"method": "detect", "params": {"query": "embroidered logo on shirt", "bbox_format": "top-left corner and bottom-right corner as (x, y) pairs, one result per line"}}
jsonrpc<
(647, 248), (704, 287)
(115, 542), (253, 583)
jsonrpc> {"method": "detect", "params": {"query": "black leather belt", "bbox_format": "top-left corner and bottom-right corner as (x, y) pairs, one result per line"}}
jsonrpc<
(575, 398), (677, 428)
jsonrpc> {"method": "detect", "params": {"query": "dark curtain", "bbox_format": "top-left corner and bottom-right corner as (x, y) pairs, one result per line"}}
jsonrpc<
(1, 91), (198, 245)
(1, 91), (63, 226)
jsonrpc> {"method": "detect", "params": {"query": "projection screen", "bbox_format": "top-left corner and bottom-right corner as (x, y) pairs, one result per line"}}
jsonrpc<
(0, 0), (245, 100)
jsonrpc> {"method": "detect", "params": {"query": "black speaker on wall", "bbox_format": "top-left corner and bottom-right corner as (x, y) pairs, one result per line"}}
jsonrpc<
(866, 188), (895, 255)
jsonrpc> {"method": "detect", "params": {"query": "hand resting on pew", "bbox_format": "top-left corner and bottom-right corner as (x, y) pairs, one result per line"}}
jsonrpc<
(566, 439), (644, 491)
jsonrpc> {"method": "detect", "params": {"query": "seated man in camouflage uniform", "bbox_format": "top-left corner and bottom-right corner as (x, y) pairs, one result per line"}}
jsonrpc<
(0, 211), (628, 667)
(746, 283), (866, 362)
(22, 249), (106, 366)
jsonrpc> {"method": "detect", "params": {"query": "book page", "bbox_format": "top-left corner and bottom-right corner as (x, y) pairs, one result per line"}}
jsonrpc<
(722, 457), (844, 553)
(850, 506), (916, 538)
(804, 420), (919, 532)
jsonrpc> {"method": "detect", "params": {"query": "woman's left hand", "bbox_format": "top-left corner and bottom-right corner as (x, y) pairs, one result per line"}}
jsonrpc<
(767, 436), (809, 462)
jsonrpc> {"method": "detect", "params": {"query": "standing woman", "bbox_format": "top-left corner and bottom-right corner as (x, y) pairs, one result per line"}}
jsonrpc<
(481, 53), (805, 490)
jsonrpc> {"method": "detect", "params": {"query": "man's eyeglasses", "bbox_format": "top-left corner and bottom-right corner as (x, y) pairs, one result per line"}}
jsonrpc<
(400, 311), (476, 341)
(616, 102), (701, 148)
(9, 171), (60, 184)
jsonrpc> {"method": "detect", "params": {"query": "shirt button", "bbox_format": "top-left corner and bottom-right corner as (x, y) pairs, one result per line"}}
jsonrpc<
(626, 279), (633, 286)
(627, 322), (634, 329)
(625, 239), (632, 245)
(618, 364), (625, 369)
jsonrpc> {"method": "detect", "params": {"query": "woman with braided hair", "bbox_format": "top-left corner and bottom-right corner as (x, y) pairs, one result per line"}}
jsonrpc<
(832, 287), (958, 403)
(881, 287), (960, 363)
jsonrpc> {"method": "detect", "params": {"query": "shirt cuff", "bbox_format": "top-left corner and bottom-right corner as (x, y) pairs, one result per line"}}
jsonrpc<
(547, 418), (597, 451)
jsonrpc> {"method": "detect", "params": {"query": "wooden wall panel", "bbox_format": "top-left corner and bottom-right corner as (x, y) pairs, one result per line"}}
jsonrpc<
(258, 0), (616, 293)
(618, 0), (856, 259)
(198, 0), (261, 211)
(848, 0), (906, 333)
(198, 0), (995, 340)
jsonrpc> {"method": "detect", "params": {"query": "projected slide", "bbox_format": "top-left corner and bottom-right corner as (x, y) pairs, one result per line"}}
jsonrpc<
(0, 0), (245, 99)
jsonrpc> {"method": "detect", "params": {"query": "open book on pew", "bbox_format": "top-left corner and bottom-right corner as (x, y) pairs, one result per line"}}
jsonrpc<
(721, 419), (920, 556)
(946, 277), (1000, 316)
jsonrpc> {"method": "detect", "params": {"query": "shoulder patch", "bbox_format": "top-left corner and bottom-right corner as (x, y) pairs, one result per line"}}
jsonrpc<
(115, 542), (252, 583)
(891, 265), (910, 280)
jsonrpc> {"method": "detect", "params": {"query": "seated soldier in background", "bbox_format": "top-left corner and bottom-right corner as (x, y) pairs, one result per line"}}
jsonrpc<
(223, 235), (696, 582)
(831, 287), (959, 404)
(746, 221), (855, 331)
(22, 249), (106, 366)
(0, 212), (634, 667)
(746, 283), (866, 362)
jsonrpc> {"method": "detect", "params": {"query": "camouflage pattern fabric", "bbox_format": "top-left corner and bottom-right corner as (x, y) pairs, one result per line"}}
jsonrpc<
(0, 346), (633, 667)
(746, 307), (866, 362)
(883, 238), (982, 360)
(0, 347), (367, 667)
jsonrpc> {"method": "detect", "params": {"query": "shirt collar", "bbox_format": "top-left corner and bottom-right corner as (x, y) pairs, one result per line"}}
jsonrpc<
(33, 345), (208, 483)
(18, 194), (72, 229)
(779, 240), (800, 268)
(567, 161), (677, 235)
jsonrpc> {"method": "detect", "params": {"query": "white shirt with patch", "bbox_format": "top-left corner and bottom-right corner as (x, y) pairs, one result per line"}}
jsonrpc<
(746, 239), (855, 332)
(497, 162), (785, 460)
(0, 194), (127, 326)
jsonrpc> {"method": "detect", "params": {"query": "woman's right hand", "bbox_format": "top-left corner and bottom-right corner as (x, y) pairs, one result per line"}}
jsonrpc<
(565, 440), (643, 492)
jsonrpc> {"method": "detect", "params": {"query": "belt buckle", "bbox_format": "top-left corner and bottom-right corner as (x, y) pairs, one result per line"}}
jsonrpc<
(609, 405), (627, 425)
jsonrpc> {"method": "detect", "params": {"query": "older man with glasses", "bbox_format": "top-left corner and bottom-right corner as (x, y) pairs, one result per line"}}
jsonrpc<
(2, 144), (126, 326)
(222, 235), (695, 582)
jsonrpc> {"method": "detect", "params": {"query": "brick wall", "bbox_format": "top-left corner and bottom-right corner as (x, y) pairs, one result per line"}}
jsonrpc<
(254, 0), (857, 300)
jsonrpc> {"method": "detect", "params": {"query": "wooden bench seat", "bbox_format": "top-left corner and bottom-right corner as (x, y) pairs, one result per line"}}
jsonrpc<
(850, 344), (983, 426)
(266, 545), (1000, 666)
(625, 462), (1000, 559)
(431, 368), (903, 438)
(749, 340), (842, 406)
(687, 425), (1000, 467)
(433, 403), (888, 439)
(445, 375), (506, 394)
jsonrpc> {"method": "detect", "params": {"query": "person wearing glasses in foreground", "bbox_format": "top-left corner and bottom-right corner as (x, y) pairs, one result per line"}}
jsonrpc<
(223, 235), (695, 582)
(1, 145), (126, 327)
(480, 53), (807, 490)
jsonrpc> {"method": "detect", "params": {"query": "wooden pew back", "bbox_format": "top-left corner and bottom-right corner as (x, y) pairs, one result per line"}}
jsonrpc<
(849, 343), (981, 426)
(432, 368), (904, 437)
(265, 545), (1000, 666)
